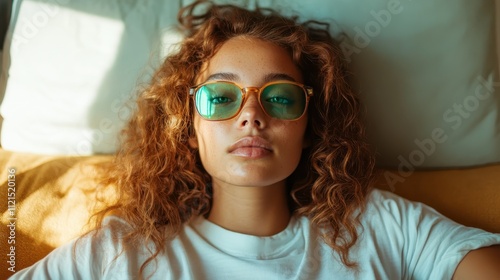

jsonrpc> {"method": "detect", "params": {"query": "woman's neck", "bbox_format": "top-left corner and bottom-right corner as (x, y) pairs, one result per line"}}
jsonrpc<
(207, 181), (291, 236)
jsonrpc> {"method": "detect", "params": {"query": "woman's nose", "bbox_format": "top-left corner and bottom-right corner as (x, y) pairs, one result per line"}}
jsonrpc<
(236, 91), (267, 129)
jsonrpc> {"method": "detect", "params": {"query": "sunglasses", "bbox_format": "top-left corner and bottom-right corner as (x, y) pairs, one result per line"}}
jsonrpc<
(189, 80), (313, 121)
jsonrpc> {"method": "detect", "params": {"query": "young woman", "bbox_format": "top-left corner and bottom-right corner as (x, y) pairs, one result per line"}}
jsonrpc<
(12, 1), (500, 279)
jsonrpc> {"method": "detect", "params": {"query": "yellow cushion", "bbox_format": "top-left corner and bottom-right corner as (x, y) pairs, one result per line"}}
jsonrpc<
(0, 148), (111, 278)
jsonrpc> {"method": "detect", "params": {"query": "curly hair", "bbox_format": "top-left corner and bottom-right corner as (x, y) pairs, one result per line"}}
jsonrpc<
(92, 0), (375, 277)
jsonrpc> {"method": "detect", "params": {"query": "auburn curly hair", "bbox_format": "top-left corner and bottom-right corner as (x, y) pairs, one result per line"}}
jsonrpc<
(92, 0), (375, 277)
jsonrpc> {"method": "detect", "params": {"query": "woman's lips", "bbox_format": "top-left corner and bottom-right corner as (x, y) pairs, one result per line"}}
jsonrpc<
(230, 147), (272, 158)
(228, 136), (273, 158)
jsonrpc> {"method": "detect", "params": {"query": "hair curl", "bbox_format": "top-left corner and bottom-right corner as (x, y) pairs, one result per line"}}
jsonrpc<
(92, 0), (376, 277)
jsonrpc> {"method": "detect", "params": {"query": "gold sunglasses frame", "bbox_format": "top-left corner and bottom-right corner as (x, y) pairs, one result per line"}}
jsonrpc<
(189, 80), (313, 121)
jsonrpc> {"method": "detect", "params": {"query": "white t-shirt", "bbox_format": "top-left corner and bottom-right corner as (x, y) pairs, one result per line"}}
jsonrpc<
(11, 190), (500, 279)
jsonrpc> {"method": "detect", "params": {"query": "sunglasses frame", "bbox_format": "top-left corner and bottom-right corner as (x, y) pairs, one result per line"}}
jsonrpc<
(189, 80), (313, 121)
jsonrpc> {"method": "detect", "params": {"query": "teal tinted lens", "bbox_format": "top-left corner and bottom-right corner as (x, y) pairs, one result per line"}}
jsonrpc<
(195, 83), (242, 120)
(261, 83), (307, 120)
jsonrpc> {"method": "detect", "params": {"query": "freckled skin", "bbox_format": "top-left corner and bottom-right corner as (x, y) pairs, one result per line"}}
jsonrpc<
(192, 36), (308, 189)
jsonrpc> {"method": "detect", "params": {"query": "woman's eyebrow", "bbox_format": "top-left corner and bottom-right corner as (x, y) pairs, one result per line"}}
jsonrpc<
(205, 72), (239, 81)
(205, 72), (297, 84)
(262, 73), (297, 83)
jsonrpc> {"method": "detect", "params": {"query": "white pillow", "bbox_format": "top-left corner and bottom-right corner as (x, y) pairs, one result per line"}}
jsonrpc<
(0, 0), (183, 155)
(183, 0), (500, 169)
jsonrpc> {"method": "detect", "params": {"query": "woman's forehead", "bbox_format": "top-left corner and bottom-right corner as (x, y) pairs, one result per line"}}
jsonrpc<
(196, 36), (303, 86)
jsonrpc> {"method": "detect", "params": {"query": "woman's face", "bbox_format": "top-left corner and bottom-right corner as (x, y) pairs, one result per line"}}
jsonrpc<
(191, 36), (308, 188)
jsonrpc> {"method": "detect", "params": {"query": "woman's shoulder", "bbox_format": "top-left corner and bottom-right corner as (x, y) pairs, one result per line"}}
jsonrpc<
(361, 188), (500, 243)
(73, 215), (132, 258)
(366, 188), (414, 206)
(10, 215), (133, 279)
(100, 214), (133, 233)
(361, 188), (449, 230)
(361, 189), (500, 279)
(365, 189), (433, 217)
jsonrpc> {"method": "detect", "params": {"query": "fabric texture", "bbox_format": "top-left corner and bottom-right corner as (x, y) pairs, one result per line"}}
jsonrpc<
(10, 189), (500, 280)
(0, 148), (113, 280)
